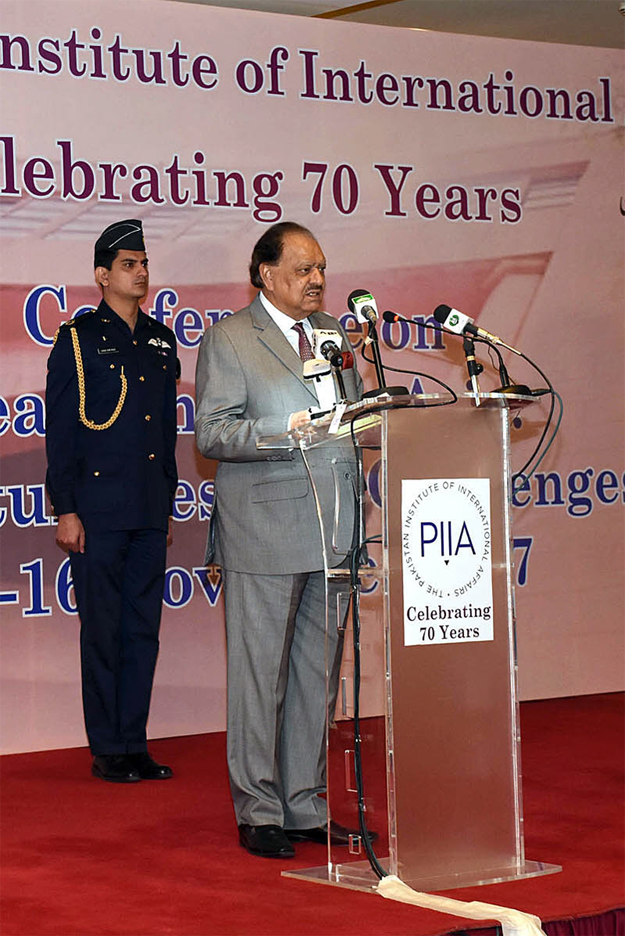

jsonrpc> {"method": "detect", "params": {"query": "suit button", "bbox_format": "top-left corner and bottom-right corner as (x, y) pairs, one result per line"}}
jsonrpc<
(93, 471), (100, 477)
(148, 453), (155, 460)
(139, 376), (145, 381)
(145, 414), (151, 421)
(133, 340), (138, 346)
(110, 364), (115, 369)
(163, 364), (167, 370)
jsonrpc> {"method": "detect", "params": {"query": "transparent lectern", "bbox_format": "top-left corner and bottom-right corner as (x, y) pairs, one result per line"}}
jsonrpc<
(258, 393), (560, 893)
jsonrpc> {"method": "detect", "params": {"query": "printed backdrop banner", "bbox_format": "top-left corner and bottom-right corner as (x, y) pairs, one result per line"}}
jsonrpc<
(0, 0), (623, 753)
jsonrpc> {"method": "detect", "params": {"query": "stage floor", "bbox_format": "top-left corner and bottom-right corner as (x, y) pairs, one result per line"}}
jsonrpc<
(1, 693), (623, 936)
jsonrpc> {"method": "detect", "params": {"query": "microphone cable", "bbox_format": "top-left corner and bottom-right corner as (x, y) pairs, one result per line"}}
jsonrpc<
(514, 389), (564, 488)
(429, 328), (562, 488)
(342, 410), (388, 880)
(379, 312), (563, 491)
(358, 338), (459, 404)
(505, 349), (563, 493)
(348, 531), (387, 881)
(465, 334), (564, 490)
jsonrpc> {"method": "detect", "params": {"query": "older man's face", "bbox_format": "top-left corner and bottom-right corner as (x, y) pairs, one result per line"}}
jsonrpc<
(260, 232), (326, 321)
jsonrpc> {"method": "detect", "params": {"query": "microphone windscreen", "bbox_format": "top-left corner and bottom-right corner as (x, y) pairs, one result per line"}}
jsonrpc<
(347, 288), (370, 313)
(382, 310), (398, 323)
(433, 304), (452, 324)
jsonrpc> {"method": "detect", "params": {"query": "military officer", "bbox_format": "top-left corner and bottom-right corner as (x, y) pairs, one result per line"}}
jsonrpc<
(45, 219), (178, 783)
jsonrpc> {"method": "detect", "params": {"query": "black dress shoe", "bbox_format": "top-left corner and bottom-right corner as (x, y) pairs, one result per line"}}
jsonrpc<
(285, 820), (378, 846)
(127, 752), (173, 780)
(91, 755), (141, 783)
(238, 824), (295, 859)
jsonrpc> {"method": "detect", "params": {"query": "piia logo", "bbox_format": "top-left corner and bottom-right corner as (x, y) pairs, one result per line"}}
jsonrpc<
(401, 478), (495, 645)
(402, 479), (491, 597)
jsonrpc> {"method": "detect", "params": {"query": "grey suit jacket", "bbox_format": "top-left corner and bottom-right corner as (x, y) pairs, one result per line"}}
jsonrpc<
(194, 295), (363, 574)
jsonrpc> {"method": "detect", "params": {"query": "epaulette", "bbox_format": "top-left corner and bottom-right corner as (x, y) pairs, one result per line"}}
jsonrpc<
(53, 310), (96, 346)
(65, 309), (96, 327)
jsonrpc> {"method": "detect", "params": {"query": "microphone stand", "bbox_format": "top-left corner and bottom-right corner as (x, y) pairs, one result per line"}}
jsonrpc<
(362, 320), (409, 400)
(329, 355), (348, 401)
(484, 339), (532, 396)
(463, 335), (483, 407)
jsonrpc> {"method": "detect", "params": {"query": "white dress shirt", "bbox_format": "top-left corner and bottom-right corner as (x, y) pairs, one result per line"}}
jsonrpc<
(258, 292), (340, 413)
(259, 291), (315, 355)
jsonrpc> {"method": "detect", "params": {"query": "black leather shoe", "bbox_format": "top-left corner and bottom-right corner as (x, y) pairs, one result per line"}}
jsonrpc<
(91, 755), (141, 783)
(286, 820), (378, 846)
(127, 752), (173, 780)
(238, 824), (295, 858)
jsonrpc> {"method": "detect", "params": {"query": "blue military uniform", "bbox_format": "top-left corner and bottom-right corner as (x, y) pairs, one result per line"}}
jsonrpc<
(45, 298), (178, 756)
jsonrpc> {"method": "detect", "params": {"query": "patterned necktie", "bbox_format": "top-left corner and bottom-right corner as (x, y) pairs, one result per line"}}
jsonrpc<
(292, 322), (314, 362)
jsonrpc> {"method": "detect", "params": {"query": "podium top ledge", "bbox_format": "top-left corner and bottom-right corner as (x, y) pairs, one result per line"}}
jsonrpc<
(257, 391), (536, 450)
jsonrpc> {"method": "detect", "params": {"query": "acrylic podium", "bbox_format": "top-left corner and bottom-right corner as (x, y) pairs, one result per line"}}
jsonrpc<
(258, 393), (560, 893)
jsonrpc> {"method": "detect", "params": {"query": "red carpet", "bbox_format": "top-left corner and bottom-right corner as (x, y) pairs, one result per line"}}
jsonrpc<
(1, 693), (623, 936)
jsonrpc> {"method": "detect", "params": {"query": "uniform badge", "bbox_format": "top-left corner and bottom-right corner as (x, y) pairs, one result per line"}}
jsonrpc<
(148, 337), (171, 349)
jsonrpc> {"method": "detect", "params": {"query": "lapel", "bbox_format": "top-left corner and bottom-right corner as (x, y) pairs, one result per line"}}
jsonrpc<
(250, 295), (318, 400)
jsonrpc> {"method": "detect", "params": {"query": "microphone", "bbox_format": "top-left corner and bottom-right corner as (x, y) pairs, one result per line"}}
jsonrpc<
(303, 358), (331, 378)
(434, 304), (533, 393)
(384, 310), (532, 397)
(382, 310), (401, 324)
(310, 330), (354, 370)
(463, 335), (483, 406)
(433, 304), (521, 355)
(347, 289), (379, 324)
(347, 291), (408, 399)
(319, 339), (345, 368)
(302, 355), (339, 411)
(318, 340), (351, 400)
(318, 342), (353, 370)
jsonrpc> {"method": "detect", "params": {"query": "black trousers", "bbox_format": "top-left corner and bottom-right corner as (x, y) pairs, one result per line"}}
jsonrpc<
(69, 529), (167, 755)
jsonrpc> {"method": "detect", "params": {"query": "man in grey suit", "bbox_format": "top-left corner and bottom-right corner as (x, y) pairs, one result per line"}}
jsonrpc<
(195, 222), (363, 858)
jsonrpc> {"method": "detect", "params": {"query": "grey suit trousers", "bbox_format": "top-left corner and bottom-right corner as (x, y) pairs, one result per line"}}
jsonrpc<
(223, 568), (344, 828)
